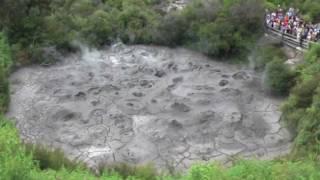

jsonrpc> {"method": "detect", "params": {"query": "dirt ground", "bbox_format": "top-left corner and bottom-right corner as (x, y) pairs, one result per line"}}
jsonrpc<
(7, 44), (292, 171)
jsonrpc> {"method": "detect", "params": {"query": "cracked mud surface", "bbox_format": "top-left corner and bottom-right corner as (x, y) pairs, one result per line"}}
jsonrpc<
(7, 45), (292, 170)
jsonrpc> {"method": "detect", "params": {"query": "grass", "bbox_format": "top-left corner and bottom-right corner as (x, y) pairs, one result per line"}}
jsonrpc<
(24, 144), (81, 171)
(1, 114), (320, 180)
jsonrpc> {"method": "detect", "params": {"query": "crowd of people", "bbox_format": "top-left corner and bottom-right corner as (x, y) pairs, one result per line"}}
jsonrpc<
(265, 6), (320, 43)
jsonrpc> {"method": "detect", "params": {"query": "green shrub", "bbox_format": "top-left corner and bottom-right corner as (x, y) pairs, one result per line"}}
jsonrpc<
(0, 33), (11, 113)
(1, 0), (266, 61)
(282, 45), (320, 155)
(80, 10), (116, 46)
(195, 18), (238, 57)
(186, 163), (225, 180)
(101, 163), (158, 180)
(25, 144), (80, 171)
(152, 12), (188, 46)
(298, 44), (320, 81)
(265, 58), (295, 96)
(0, 117), (34, 180)
(117, 0), (159, 44)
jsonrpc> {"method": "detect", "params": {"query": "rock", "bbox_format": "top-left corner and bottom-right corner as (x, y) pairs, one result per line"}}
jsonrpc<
(284, 55), (303, 70)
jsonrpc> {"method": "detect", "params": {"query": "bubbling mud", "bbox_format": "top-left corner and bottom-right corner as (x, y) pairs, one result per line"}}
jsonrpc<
(7, 44), (292, 170)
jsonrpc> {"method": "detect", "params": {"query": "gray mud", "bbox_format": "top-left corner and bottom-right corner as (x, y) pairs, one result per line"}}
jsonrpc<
(7, 44), (292, 171)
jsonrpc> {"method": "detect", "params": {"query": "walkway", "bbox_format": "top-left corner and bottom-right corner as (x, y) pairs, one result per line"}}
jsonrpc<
(265, 26), (316, 51)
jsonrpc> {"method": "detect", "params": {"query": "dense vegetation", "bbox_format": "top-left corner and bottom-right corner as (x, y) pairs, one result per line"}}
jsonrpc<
(254, 44), (296, 96)
(1, 0), (320, 179)
(0, 33), (12, 113)
(0, 0), (264, 66)
(266, 0), (320, 22)
(282, 44), (320, 156)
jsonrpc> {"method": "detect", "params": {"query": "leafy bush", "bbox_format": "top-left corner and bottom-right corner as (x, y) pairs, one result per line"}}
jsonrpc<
(265, 58), (296, 96)
(152, 11), (188, 46)
(0, 117), (34, 180)
(185, 160), (320, 180)
(282, 44), (320, 155)
(0, 33), (11, 113)
(0, 0), (266, 62)
(102, 163), (159, 180)
(267, 0), (320, 22)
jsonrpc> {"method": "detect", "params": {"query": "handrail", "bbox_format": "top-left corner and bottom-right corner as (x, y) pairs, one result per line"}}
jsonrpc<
(265, 26), (317, 50)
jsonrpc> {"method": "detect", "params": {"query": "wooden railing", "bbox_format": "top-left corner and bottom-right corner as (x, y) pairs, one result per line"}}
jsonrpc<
(266, 26), (316, 50)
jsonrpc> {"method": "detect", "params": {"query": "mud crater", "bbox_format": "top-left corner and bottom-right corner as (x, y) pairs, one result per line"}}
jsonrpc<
(7, 44), (291, 170)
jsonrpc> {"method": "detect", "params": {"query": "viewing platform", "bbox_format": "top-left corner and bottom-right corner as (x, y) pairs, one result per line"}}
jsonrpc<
(265, 26), (317, 51)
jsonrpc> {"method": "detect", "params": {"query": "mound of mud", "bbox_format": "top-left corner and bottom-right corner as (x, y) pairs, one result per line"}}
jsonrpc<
(7, 44), (292, 170)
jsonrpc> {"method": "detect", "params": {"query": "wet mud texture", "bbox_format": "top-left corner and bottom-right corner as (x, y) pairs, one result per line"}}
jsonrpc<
(7, 45), (292, 171)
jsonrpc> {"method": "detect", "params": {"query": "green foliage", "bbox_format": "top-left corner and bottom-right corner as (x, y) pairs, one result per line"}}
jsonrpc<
(265, 58), (295, 96)
(186, 163), (226, 180)
(102, 163), (159, 180)
(267, 0), (320, 22)
(300, 0), (320, 22)
(80, 10), (116, 46)
(152, 11), (188, 46)
(25, 144), (80, 171)
(282, 44), (320, 155)
(195, 18), (239, 57)
(0, 33), (11, 113)
(185, 160), (320, 180)
(0, 117), (34, 180)
(299, 44), (320, 81)
(0, 0), (265, 62)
